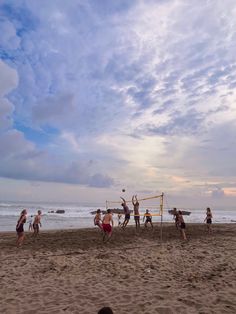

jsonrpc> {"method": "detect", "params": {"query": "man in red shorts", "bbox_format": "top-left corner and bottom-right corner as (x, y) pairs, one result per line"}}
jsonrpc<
(102, 209), (113, 242)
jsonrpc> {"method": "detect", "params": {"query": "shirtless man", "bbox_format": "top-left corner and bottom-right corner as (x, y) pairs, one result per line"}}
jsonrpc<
(143, 209), (153, 229)
(33, 210), (42, 236)
(120, 197), (130, 229)
(94, 209), (103, 230)
(102, 209), (114, 242)
(132, 195), (140, 230)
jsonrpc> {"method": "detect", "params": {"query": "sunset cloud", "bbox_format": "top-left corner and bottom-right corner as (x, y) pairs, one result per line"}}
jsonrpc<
(1, 0), (236, 205)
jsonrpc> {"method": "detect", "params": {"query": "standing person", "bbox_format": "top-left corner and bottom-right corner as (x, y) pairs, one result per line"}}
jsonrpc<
(16, 209), (27, 247)
(33, 210), (42, 236)
(94, 209), (103, 230)
(172, 208), (179, 229)
(117, 213), (122, 227)
(102, 209), (114, 242)
(143, 209), (153, 229)
(132, 195), (140, 230)
(204, 207), (213, 234)
(178, 210), (187, 241)
(120, 197), (130, 228)
(28, 215), (34, 232)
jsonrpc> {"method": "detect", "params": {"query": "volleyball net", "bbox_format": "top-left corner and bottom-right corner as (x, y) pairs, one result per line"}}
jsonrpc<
(105, 193), (164, 217)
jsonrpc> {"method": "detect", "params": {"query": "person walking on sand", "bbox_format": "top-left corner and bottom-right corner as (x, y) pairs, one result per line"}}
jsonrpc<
(132, 195), (140, 230)
(16, 209), (27, 247)
(204, 207), (213, 234)
(120, 197), (130, 229)
(102, 209), (114, 242)
(94, 209), (103, 230)
(33, 210), (42, 236)
(178, 210), (187, 241)
(143, 209), (153, 229)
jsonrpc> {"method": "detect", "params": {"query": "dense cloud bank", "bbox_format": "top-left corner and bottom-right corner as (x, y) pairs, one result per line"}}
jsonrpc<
(0, 0), (236, 201)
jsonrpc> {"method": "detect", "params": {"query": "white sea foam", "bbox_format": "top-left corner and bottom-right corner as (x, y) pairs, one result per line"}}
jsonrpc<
(0, 201), (235, 231)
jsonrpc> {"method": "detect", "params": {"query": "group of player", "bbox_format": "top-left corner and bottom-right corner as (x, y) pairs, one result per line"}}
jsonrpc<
(16, 199), (213, 246)
(16, 209), (42, 247)
(94, 195), (214, 242)
(94, 195), (154, 242)
(171, 206), (213, 241)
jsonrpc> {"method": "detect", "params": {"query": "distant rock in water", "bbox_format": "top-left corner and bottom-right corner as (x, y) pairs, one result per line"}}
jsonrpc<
(56, 209), (65, 214)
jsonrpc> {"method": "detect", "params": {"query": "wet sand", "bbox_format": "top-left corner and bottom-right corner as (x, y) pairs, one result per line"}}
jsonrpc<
(0, 223), (235, 314)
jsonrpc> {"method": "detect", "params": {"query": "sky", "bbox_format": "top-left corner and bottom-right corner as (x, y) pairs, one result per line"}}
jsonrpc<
(0, 0), (236, 208)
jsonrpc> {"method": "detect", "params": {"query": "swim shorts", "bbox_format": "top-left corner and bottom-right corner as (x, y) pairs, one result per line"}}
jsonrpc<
(33, 223), (39, 232)
(102, 224), (112, 233)
(125, 214), (130, 220)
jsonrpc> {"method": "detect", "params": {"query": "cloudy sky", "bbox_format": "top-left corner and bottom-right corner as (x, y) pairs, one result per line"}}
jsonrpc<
(1, 0), (236, 207)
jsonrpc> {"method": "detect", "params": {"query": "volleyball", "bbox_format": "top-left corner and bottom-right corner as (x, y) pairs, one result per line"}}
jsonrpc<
(122, 189), (125, 192)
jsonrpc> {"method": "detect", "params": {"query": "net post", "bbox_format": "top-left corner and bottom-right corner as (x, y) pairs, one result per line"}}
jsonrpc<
(106, 200), (108, 210)
(160, 192), (164, 242)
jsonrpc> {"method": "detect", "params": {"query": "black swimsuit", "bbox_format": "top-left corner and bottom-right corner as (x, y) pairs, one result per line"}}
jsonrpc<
(16, 217), (26, 233)
(206, 216), (212, 224)
(125, 213), (130, 220)
(134, 212), (140, 221)
(146, 216), (152, 223)
(33, 223), (39, 231)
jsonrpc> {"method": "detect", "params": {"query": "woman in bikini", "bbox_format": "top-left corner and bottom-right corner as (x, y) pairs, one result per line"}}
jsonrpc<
(94, 209), (103, 230)
(204, 207), (213, 234)
(16, 209), (27, 247)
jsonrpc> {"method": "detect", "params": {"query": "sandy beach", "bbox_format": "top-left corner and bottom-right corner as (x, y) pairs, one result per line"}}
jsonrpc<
(0, 223), (235, 314)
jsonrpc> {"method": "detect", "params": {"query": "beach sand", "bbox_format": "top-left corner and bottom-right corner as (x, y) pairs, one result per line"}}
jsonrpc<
(0, 223), (235, 314)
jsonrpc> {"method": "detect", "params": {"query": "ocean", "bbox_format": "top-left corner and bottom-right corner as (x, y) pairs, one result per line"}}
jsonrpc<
(0, 201), (236, 232)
